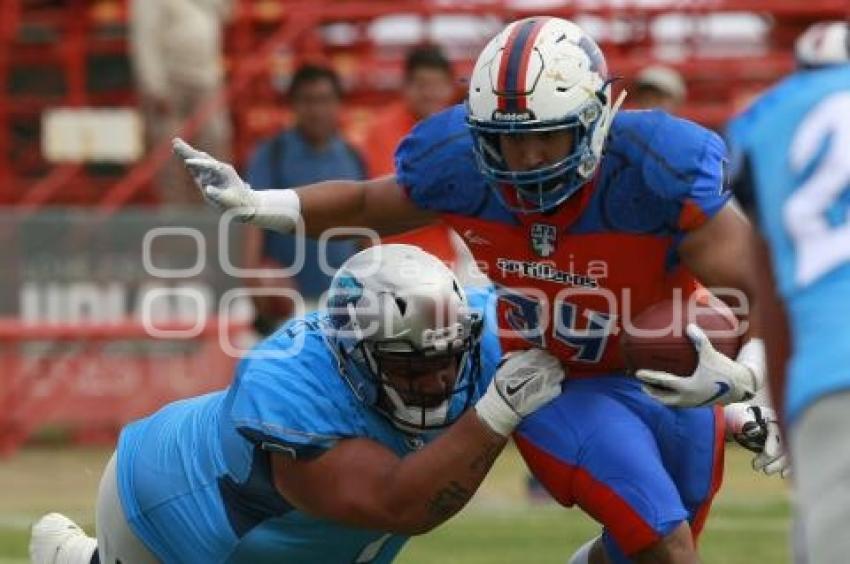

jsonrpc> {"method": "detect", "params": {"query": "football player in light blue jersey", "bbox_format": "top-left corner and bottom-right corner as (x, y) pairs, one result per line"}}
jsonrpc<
(726, 20), (850, 564)
(30, 244), (565, 564)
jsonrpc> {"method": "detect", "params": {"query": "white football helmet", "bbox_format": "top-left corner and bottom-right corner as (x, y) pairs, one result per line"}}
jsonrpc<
(323, 244), (483, 433)
(795, 21), (850, 68)
(467, 17), (625, 213)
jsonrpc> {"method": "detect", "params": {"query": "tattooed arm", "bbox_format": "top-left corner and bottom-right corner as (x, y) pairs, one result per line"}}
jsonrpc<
(271, 349), (564, 534)
(270, 411), (506, 535)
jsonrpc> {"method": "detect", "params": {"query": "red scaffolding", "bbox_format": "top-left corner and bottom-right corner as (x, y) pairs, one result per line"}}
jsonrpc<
(0, 0), (847, 208)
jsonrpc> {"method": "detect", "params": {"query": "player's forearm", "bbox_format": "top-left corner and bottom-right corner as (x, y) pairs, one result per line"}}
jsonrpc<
(294, 180), (373, 237)
(295, 176), (434, 239)
(680, 206), (765, 397)
(272, 351), (561, 533)
(680, 205), (762, 340)
(752, 234), (790, 428)
(271, 415), (506, 535)
(376, 411), (507, 535)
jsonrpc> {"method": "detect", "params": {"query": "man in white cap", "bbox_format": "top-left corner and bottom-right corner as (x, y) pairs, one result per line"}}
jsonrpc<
(632, 64), (687, 113)
(795, 21), (850, 68)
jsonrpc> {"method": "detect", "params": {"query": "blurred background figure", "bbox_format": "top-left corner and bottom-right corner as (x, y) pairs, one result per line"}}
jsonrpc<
(795, 20), (850, 68)
(130, 0), (233, 206)
(726, 17), (850, 564)
(361, 44), (457, 176)
(244, 63), (366, 335)
(630, 64), (687, 112)
(361, 45), (469, 273)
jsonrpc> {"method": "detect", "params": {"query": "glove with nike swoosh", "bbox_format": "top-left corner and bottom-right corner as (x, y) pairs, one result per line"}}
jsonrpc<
(173, 138), (301, 232)
(475, 349), (566, 436)
(636, 324), (765, 407)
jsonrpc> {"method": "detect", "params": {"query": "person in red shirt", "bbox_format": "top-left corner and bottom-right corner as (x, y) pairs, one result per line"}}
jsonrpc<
(362, 45), (457, 176)
(362, 45), (461, 267)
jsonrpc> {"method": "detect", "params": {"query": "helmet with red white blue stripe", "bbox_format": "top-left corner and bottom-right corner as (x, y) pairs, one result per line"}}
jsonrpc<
(467, 17), (624, 213)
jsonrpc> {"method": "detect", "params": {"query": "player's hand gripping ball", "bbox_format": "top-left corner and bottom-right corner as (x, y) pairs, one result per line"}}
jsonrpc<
(620, 298), (741, 376)
(621, 299), (757, 407)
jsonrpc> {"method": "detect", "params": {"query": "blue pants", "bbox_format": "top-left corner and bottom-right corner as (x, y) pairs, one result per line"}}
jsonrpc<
(514, 376), (724, 562)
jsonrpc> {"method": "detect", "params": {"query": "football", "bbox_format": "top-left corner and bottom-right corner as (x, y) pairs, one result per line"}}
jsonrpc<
(620, 297), (743, 377)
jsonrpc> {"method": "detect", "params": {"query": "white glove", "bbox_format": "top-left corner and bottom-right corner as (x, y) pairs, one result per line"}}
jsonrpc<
(172, 138), (300, 232)
(475, 349), (565, 436)
(725, 403), (790, 478)
(636, 324), (764, 407)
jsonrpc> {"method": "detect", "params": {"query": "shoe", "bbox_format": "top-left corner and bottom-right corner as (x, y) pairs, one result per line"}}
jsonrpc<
(30, 513), (97, 564)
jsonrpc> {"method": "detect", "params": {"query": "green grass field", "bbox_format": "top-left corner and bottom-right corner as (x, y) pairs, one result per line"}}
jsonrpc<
(0, 443), (790, 563)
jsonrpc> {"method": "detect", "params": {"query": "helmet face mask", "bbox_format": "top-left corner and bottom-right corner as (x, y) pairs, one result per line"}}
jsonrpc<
(470, 97), (606, 212)
(467, 17), (623, 214)
(373, 347), (462, 408)
(366, 329), (480, 432)
(323, 245), (484, 433)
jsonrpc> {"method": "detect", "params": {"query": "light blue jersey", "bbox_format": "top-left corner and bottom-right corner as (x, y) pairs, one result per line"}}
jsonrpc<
(116, 289), (502, 563)
(727, 65), (850, 422)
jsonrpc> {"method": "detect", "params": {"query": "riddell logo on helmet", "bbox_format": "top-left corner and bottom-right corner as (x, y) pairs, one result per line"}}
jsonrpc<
(491, 109), (536, 121)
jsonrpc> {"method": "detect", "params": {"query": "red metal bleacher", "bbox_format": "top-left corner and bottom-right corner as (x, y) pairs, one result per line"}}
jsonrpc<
(0, 0), (847, 208)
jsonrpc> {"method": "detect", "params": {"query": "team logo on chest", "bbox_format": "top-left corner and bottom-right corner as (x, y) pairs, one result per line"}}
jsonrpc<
(530, 223), (558, 257)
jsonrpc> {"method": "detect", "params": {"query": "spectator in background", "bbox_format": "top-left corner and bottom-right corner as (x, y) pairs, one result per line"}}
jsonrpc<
(362, 45), (457, 175)
(630, 64), (687, 113)
(130, 0), (233, 206)
(244, 64), (365, 335)
(362, 45), (461, 269)
(795, 20), (850, 68)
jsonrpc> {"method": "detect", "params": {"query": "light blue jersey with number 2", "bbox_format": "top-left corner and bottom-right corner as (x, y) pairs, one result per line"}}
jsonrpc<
(727, 65), (850, 422)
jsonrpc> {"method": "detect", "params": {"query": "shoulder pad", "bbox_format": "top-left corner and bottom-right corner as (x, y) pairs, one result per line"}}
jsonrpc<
(395, 104), (489, 214)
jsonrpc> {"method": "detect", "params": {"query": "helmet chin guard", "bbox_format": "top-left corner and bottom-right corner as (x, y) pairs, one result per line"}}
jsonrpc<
(380, 384), (450, 435)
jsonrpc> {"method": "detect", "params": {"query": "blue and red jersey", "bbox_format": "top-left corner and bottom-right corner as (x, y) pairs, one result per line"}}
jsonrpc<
(396, 104), (730, 378)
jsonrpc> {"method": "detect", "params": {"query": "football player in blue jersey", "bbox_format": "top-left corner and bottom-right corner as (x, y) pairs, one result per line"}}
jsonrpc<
(726, 20), (850, 564)
(174, 17), (784, 563)
(29, 244), (565, 564)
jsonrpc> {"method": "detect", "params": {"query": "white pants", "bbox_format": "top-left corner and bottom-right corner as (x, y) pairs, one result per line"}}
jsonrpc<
(142, 80), (232, 207)
(791, 391), (850, 564)
(95, 452), (159, 563)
